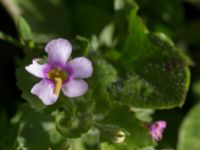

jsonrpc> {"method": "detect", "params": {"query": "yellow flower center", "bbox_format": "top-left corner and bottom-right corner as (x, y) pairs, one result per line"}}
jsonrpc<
(48, 68), (68, 95)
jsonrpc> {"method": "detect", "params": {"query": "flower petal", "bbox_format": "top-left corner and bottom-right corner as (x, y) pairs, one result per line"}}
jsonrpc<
(25, 59), (48, 78)
(150, 120), (167, 141)
(156, 121), (167, 128)
(62, 79), (88, 97)
(31, 79), (58, 105)
(68, 57), (93, 78)
(45, 38), (72, 65)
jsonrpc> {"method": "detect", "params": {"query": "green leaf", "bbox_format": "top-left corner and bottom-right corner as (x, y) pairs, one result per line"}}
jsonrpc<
(99, 23), (115, 48)
(2, 0), (72, 41)
(181, 20), (200, 45)
(0, 110), (17, 150)
(177, 104), (200, 150)
(89, 53), (117, 88)
(139, 146), (155, 150)
(182, 0), (200, 10)
(13, 105), (66, 150)
(88, 53), (118, 114)
(104, 50), (121, 61)
(114, 0), (138, 11)
(17, 17), (32, 41)
(112, 9), (190, 109)
(1, 0), (113, 41)
(55, 97), (94, 138)
(135, 0), (184, 37)
(0, 31), (21, 48)
(72, 36), (90, 57)
(16, 66), (46, 112)
(131, 107), (154, 122)
(192, 80), (200, 97)
(56, 111), (93, 139)
(100, 106), (155, 150)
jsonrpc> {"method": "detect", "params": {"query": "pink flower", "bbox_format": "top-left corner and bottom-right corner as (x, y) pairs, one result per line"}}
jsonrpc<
(25, 38), (93, 105)
(149, 120), (167, 141)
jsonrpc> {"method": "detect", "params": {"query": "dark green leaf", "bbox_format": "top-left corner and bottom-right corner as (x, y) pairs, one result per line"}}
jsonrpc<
(2, 0), (113, 41)
(55, 96), (94, 138)
(16, 66), (46, 112)
(0, 110), (17, 150)
(72, 36), (90, 57)
(16, 60), (66, 113)
(89, 53), (117, 88)
(2, 0), (72, 41)
(13, 105), (66, 150)
(135, 0), (184, 37)
(0, 31), (21, 48)
(100, 106), (155, 150)
(88, 53), (118, 114)
(112, 9), (190, 109)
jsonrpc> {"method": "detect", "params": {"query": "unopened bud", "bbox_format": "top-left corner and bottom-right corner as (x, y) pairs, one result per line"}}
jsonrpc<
(112, 130), (126, 144)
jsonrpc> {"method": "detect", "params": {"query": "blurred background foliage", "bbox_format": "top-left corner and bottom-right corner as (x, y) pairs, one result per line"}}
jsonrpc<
(0, 0), (200, 149)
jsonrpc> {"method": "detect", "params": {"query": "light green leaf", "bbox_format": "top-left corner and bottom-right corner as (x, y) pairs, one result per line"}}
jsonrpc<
(17, 17), (32, 41)
(177, 104), (200, 150)
(131, 107), (154, 122)
(99, 23), (115, 47)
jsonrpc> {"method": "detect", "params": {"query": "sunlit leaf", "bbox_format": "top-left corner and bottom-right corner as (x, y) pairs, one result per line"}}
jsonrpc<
(17, 17), (32, 41)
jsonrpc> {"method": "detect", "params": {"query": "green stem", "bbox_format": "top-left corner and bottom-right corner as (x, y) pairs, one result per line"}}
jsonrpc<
(76, 35), (90, 56)
(0, 31), (22, 48)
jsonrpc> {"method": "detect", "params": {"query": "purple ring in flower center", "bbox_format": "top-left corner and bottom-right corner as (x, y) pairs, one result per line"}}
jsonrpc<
(43, 64), (74, 95)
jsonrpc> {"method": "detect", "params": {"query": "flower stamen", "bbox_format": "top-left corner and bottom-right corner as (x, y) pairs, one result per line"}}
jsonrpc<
(48, 68), (68, 95)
